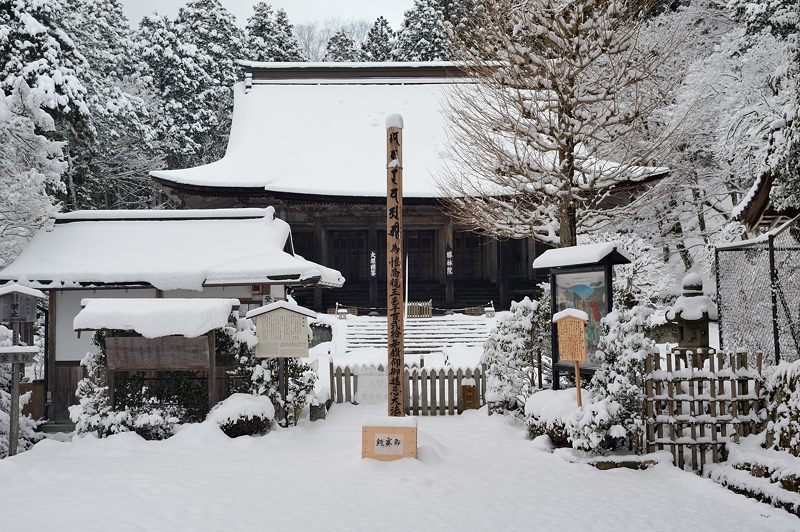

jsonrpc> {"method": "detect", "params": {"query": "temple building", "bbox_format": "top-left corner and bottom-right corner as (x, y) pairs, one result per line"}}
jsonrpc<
(151, 62), (666, 312)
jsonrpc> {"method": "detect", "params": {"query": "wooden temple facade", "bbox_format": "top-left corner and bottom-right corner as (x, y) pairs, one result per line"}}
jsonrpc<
(153, 62), (551, 312)
(153, 186), (549, 312)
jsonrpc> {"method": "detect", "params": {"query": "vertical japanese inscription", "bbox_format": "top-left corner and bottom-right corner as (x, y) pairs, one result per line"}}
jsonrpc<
(386, 120), (405, 416)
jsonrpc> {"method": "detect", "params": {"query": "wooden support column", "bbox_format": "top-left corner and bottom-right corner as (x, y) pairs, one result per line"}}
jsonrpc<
(9, 362), (20, 456)
(46, 291), (57, 421)
(314, 220), (324, 311)
(445, 219), (454, 308)
(498, 240), (509, 310)
(207, 330), (217, 409)
(368, 217), (378, 309)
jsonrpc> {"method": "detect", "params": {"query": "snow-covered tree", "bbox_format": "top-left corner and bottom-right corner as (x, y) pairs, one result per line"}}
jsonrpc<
(245, 3), (305, 62)
(0, 0), (90, 209)
(226, 320), (317, 427)
(324, 30), (359, 62)
(176, 0), (243, 88)
(0, 83), (65, 267)
(135, 14), (220, 168)
(483, 292), (551, 414)
(394, 0), (450, 61)
(360, 16), (395, 62)
(0, 325), (42, 458)
(61, 0), (163, 209)
(569, 306), (654, 454)
(436, 0), (678, 247)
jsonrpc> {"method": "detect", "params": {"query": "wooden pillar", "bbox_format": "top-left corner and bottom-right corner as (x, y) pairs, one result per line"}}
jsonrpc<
(498, 240), (509, 310)
(386, 114), (405, 416)
(314, 220), (324, 311)
(45, 291), (57, 421)
(9, 361), (20, 456)
(445, 219), (454, 308)
(368, 217), (378, 309)
(208, 330), (217, 409)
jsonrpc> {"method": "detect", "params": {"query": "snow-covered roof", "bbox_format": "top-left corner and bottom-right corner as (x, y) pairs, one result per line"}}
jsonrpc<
(0, 283), (46, 299)
(245, 300), (317, 320)
(74, 298), (239, 338)
(0, 207), (344, 291)
(151, 78), (459, 198)
(151, 63), (668, 199)
(532, 242), (631, 269)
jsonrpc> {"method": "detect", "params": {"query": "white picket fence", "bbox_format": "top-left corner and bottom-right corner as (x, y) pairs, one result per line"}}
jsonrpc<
(329, 359), (487, 415)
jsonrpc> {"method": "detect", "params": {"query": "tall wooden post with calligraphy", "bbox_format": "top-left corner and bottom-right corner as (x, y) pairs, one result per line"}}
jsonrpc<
(386, 114), (405, 417)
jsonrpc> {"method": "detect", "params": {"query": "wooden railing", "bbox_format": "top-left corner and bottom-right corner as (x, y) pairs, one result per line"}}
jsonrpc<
(329, 360), (486, 415)
(645, 349), (764, 472)
(407, 300), (433, 318)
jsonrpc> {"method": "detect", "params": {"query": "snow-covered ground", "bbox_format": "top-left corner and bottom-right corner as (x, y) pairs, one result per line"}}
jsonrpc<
(1, 404), (797, 531)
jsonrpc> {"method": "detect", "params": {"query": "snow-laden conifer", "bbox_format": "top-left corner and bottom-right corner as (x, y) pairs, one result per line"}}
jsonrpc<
(245, 3), (305, 62)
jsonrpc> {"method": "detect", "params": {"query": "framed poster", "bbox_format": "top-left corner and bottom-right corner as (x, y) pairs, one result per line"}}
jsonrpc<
(554, 269), (607, 366)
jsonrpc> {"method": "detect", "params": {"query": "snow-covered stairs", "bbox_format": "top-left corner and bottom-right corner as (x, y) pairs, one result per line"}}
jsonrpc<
(707, 445), (800, 517)
(344, 315), (491, 355)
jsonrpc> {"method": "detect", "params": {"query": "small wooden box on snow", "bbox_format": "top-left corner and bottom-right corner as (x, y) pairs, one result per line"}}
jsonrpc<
(362, 415), (417, 461)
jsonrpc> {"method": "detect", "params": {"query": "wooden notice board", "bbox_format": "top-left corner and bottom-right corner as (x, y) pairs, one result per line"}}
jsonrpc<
(555, 316), (587, 362)
(105, 336), (210, 371)
(254, 308), (309, 358)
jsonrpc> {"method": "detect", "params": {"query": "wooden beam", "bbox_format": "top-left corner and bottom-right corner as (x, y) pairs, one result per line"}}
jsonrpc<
(46, 291), (57, 421)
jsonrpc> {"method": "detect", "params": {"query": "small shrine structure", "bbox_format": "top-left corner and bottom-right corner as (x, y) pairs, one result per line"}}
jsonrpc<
(533, 242), (630, 388)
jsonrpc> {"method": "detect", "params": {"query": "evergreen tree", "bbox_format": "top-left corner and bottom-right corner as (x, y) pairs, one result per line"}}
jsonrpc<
(0, 0), (91, 209)
(0, 83), (65, 267)
(394, 0), (450, 61)
(176, 0), (244, 164)
(135, 14), (220, 168)
(325, 30), (360, 62)
(176, 0), (244, 88)
(245, 3), (304, 62)
(61, 0), (163, 209)
(360, 16), (395, 62)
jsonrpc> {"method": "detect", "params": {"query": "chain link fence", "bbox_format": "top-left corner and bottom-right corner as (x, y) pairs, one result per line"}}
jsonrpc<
(716, 215), (800, 364)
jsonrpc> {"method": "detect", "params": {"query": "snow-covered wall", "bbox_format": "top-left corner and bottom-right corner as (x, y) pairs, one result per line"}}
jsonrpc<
(55, 286), (253, 361)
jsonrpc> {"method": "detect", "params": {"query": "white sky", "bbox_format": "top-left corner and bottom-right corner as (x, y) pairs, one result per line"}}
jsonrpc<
(121, 0), (414, 28)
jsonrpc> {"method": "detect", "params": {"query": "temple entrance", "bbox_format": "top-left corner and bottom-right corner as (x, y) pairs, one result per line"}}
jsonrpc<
(329, 230), (369, 282)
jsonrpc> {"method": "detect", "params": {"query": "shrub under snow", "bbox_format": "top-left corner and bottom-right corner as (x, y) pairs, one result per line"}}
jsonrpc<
(70, 332), (185, 440)
(226, 319), (317, 427)
(483, 291), (551, 415)
(765, 360), (800, 456)
(572, 306), (654, 454)
(525, 305), (653, 455)
(207, 393), (275, 438)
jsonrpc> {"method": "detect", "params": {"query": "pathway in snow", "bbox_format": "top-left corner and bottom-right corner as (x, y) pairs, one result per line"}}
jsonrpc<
(0, 405), (797, 531)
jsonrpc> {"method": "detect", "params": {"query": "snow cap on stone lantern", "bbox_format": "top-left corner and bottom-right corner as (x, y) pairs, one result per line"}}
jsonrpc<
(666, 273), (718, 349)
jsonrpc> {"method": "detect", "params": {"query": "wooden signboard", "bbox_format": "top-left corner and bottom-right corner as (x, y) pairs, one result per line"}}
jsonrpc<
(105, 336), (210, 371)
(556, 316), (587, 363)
(0, 347), (37, 457)
(362, 416), (417, 461)
(0, 292), (38, 323)
(253, 308), (309, 358)
(554, 311), (588, 407)
(386, 114), (405, 417)
(354, 369), (388, 405)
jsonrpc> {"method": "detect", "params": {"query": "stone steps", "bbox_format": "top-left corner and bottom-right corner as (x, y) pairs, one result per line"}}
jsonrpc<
(344, 317), (491, 354)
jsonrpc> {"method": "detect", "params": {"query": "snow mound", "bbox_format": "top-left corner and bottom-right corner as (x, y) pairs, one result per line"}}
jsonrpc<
(207, 394), (276, 426)
(524, 388), (589, 419)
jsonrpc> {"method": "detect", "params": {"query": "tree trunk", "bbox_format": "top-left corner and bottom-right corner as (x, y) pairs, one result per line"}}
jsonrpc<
(559, 202), (578, 247)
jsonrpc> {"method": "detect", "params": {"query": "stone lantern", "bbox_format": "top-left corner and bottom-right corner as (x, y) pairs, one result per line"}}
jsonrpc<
(666, 274), (717, 349)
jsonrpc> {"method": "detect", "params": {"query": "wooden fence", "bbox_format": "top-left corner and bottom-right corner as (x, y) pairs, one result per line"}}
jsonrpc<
(329, 360), (487, 415)
(645, 349), (764, 472)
